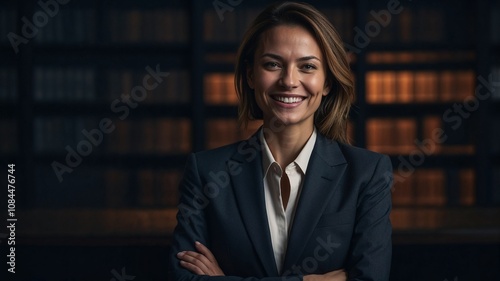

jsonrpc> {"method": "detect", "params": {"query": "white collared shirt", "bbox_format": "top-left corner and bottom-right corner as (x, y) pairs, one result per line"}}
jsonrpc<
(259, 127), (317, 273)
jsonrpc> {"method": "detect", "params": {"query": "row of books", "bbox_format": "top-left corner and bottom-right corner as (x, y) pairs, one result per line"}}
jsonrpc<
(206, 119), (262, 149)
(34, 66), (95, 102)
(106, 70), (190, 104)
(35, 166), (182, 208)
(33, 117), (191, 153)
(109, 119), (191, 153)
(3, 8), (190, 44)
(204, 7), (355, 44)
(364, 6), (474, 45)
(105, 168), (182, 207)
(33, 117), (99, 153)
(0, 68), (17, 101)
(204, 73), (238, 105)
(0, 120), (17, 153)
(391, 168), (475, 206)
(366, 118), (416, 155)
(366, 70), (475, 103)
(33, 9), (97, 44)
(32, 67), (190, 103)
(106, 9), (189, 43)
(366, 117), (475, 155)
(366, 51), (475, 64)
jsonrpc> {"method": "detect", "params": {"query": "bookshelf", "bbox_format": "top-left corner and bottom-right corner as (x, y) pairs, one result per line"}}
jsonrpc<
(2, 0), (499, 244)
(2, 0), (193, 212)
(355, 0), (496, 211)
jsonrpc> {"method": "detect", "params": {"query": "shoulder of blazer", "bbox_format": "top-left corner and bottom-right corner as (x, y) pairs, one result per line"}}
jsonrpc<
(314, 133), (389, 171)
(191, 133), (261, 170)
(194, 130), (263, 165)
(334, 140), (393, 184)
(337, 141), (387, 163)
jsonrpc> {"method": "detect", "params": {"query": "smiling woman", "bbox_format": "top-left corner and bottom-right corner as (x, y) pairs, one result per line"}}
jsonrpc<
(235, 2), (354, 144)
(249, 25), (328, 133)
(169, 2), (393, 281)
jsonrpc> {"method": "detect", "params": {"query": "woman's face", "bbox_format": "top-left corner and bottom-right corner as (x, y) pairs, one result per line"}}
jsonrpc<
(247, 24), (330, 129)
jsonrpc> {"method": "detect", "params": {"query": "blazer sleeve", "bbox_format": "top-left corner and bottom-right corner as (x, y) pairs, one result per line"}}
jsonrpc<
(346, 154), (393, 281)
(168, 153), (303, 281)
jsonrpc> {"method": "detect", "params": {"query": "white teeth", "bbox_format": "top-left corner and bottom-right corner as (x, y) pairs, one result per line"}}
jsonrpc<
(274, 96), (303, 103)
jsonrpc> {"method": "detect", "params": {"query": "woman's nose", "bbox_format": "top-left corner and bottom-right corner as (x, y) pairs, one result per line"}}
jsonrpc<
(279, 68), (299, 89)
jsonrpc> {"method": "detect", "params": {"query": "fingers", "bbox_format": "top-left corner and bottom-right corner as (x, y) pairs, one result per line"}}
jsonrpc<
(326, 269), (347, 281)
(195, 241), (219, 265)
(304, 269), (347, 281)
(177, 250), (212, 275)
(176, 242), (225, 276)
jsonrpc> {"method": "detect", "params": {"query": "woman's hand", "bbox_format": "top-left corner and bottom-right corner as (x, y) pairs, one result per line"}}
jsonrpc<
(303, 269), (347, 281)
(177, 241), (225, 276)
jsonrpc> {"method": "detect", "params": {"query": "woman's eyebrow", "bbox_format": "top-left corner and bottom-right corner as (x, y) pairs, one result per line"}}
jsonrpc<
(260, 53), (282, 60)
(297, 55), (321, 62)
(260, 53), (321, 62)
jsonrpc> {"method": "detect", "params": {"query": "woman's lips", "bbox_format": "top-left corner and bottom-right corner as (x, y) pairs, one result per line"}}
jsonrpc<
(270, 95), (306, 108)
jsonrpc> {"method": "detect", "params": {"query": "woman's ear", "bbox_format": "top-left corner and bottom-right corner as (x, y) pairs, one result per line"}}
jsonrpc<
(246, 65), (255, 89)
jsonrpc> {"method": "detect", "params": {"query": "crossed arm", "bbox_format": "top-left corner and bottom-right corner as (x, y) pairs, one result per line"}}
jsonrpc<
(176, 241), (347, 281)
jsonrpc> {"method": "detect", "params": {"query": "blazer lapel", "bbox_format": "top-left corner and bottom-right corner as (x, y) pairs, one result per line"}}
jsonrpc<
(229, 133), (279, 276)
(283, 134), (347, 270)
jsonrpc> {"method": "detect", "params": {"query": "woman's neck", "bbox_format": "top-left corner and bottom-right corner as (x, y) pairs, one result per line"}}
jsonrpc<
(262, 122), (314, 168)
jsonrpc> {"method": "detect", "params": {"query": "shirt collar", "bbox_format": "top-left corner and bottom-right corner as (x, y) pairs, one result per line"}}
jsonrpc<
(259, 127), (317, 175)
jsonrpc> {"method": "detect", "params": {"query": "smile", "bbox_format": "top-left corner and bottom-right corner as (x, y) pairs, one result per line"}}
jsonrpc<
(272, 96), (305, 104)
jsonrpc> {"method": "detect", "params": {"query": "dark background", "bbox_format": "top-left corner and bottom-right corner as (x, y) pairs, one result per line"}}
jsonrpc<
(0, 0), (499, 280)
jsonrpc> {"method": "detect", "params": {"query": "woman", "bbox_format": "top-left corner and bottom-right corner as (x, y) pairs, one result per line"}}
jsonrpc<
(169, 2), (393, 280)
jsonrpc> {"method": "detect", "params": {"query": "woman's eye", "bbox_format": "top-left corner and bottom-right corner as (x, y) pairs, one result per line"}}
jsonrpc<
(302, 64), (317, 71)
(264, 62), (280, 69)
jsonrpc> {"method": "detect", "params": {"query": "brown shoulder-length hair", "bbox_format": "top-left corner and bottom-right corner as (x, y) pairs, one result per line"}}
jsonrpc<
(235, 1), (354, 143)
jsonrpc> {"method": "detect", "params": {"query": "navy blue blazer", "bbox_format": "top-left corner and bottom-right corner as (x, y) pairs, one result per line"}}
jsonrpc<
(168, 131), (393, 281)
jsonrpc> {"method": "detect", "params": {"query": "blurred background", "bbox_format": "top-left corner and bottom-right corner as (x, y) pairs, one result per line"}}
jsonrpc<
(0, 0), (499, 280)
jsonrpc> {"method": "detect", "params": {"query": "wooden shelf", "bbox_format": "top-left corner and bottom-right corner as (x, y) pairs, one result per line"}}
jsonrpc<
(34, 153), (189, 168)
(17, 208), (178, 240)
(15, 207), (500, 245)
(32, 103), (191, 117)
(364, 103), (464, 117)
(32, 44), (189, 57)
(366, 62), (475, 71)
